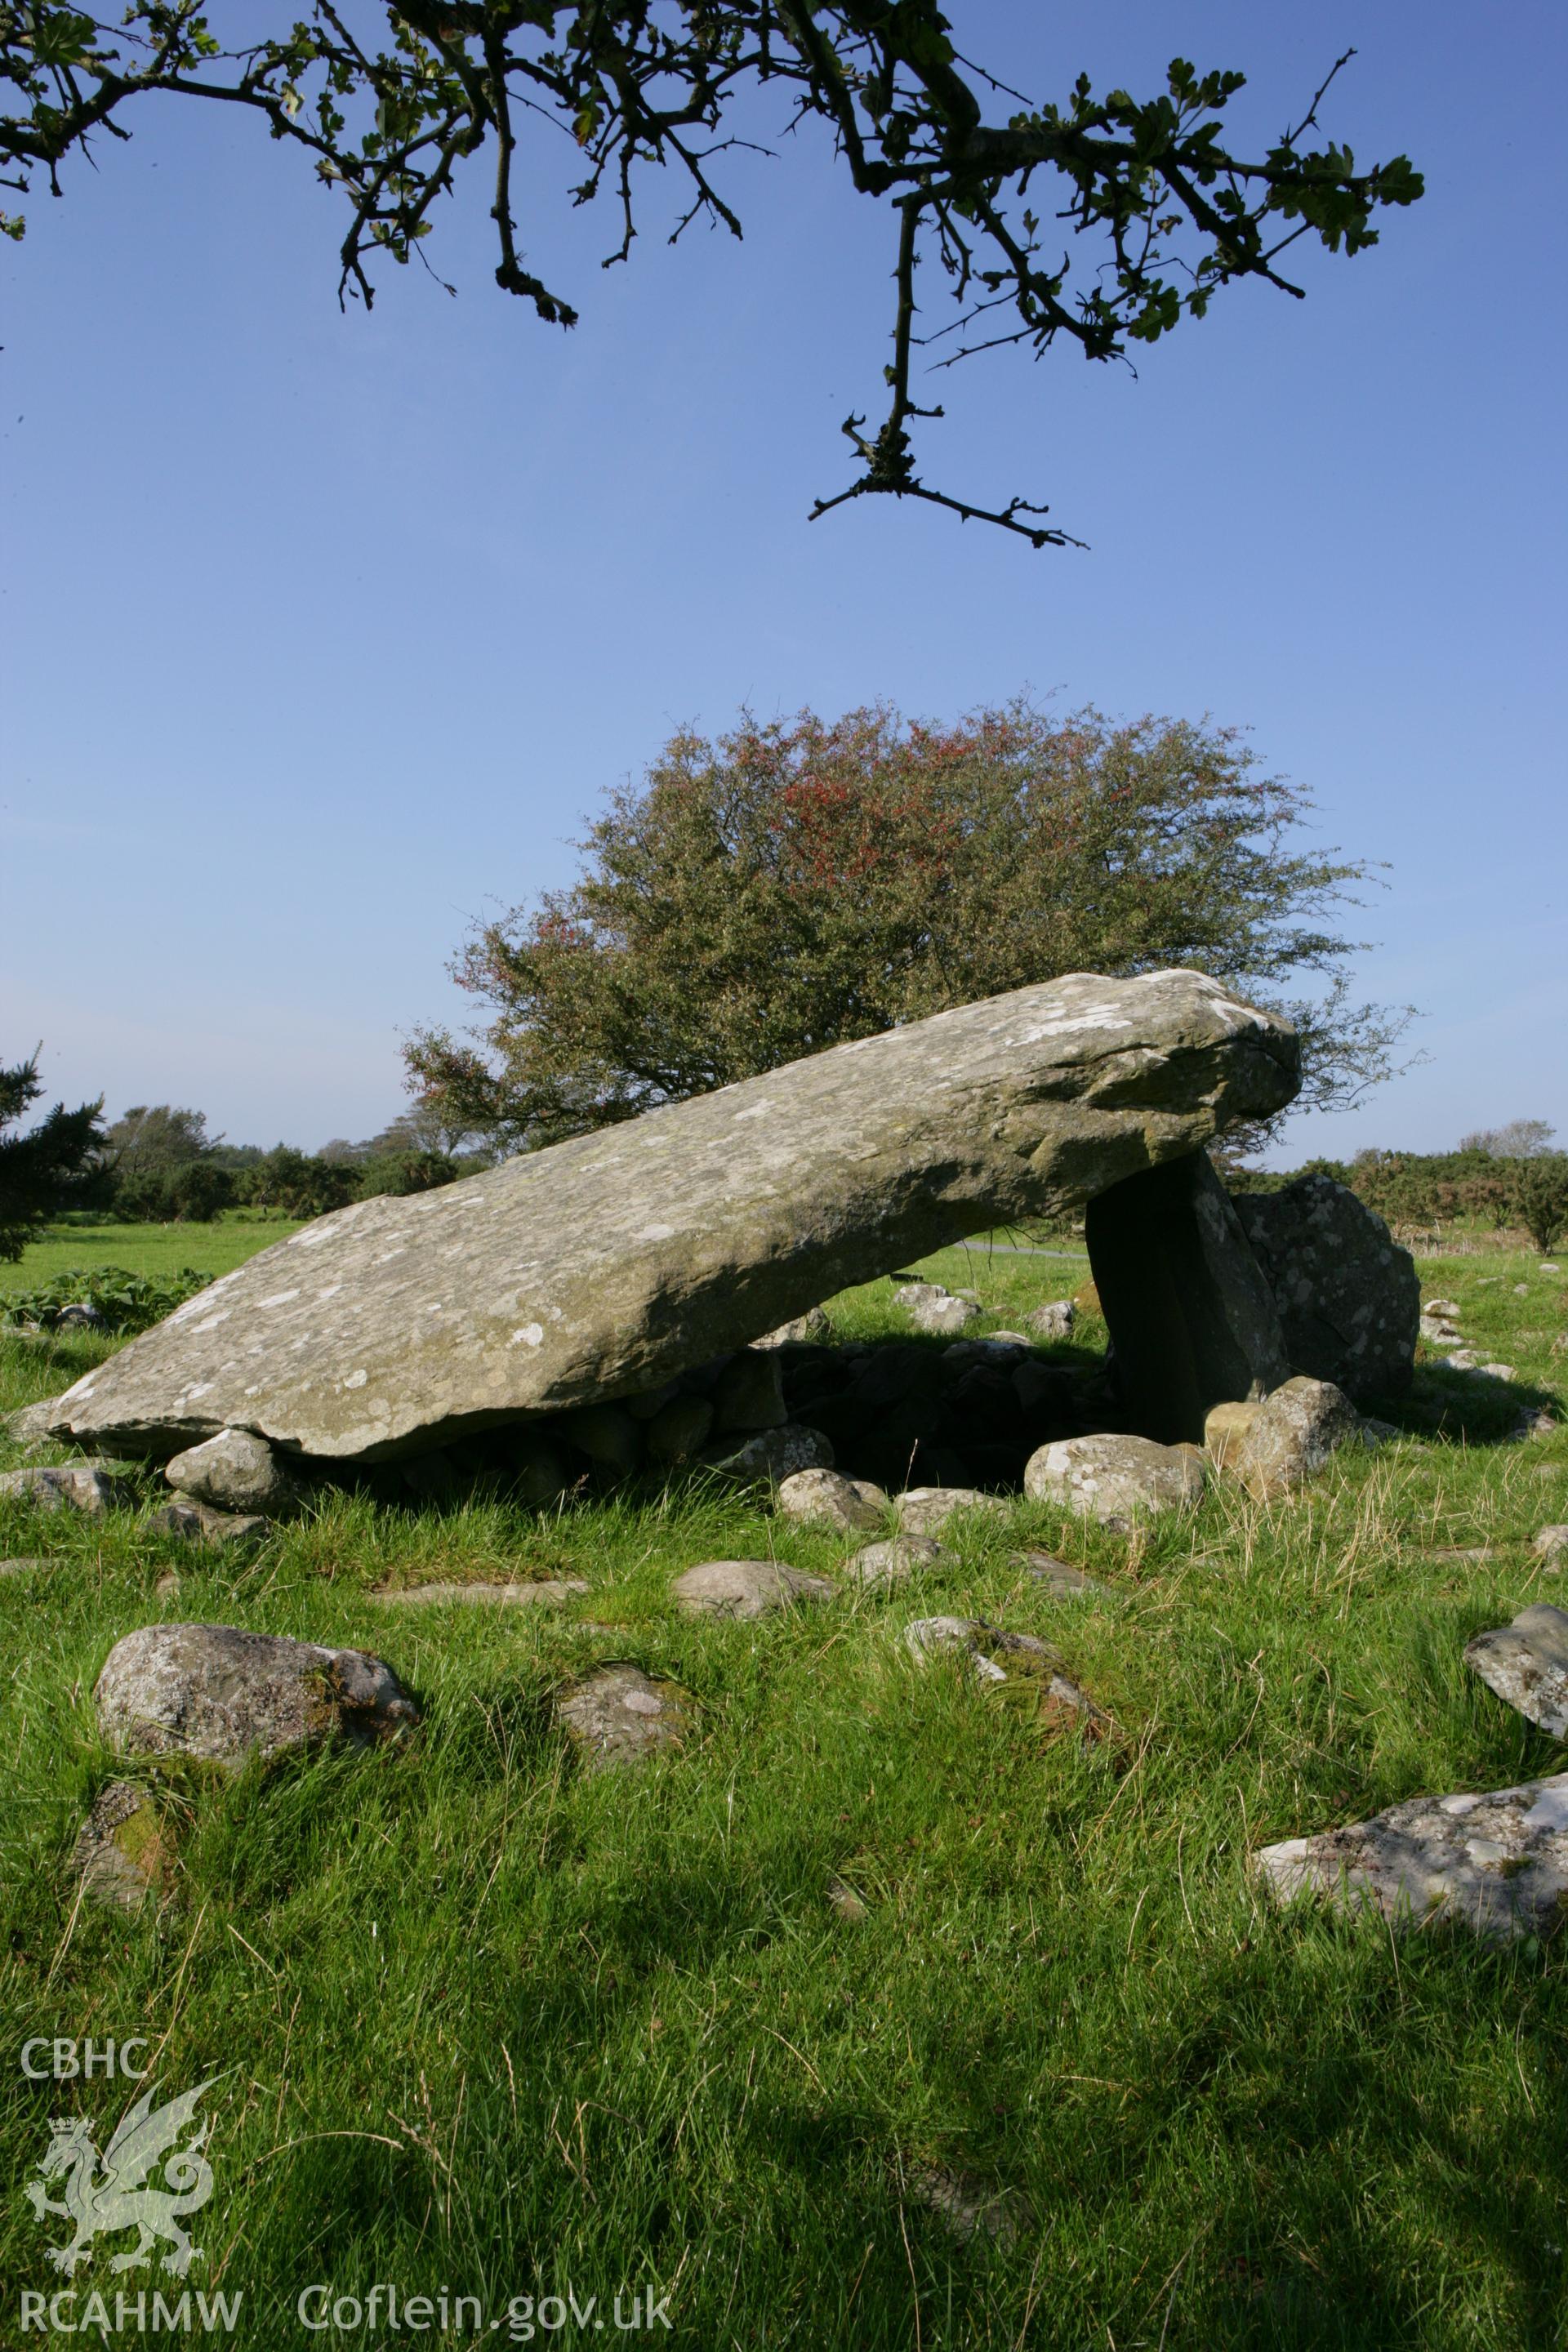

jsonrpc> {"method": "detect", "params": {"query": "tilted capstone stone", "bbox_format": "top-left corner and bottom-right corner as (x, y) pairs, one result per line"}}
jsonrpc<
(42, 970), (1298, 1465)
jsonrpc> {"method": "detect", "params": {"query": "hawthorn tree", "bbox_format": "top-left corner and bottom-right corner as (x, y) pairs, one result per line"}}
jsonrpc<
(2, 6), (1420, 543)
(405, 700), (1410, 1147)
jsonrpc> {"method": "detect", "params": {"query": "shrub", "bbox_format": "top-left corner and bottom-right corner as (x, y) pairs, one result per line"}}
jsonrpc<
(1510, 1156), (1568, 1254)
(0, 1265), (209, 1334)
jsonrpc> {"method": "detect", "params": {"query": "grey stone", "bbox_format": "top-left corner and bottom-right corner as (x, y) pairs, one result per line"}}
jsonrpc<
(375, 1577), (589, 1607)
(5, 1394), (69, 1443)
(776, 1468), (889, 1533)
(94, 1622), (419, 1765)
(644, 1394), (715, 1466)
(844, 1535), (947, 1588)
(46, 973), (1296, 1461)
(1024, 1432), (1205, 1524)
(0, 1463), (131, 1517)
(670, 1559), (836, 1619)
(1425, 1298), (1461, 1318)
(506, 1430), (572, 1507)
(826, 1874), (869, 1922)
(753, 1309), (831, 1348)
(1234, 1174), (1420, 1401)
(1208, 1376), (1360, 1500)
(557, 1665), (693, 1773)
(893, 1281), (947, 1312)
(711, 1348), (788, 1432)
(623, 1379), (682, 1421)
(399, 1450), (459, 1501)
(1466, 1605), (1568, 1737)
(557, 1404), (642, 1478)
(73, 1781), (167, 1912)
(1012, 1359), (1072, 1419)
(1086, 1152), (1290, 1444)
(1024, 1301), (1076, 1342)
(1013, 1550), (1110, 1599)
(1534, 1526), (1568, 1564)
(699, 1423), (835, 1485)
(56, 1303), (106, 1330)
(164, 1428), (301, 1517)
(1477, 1362), (1516, 1383)
(895, 1486), (1009, 1538)
(907, 1293), (982, 1338)
(0, 1556), (51, 1579)
(145, 1500), (272, 1551)
(903, 1615), (1108, 1726)
(1254, 1775), (1568, 1944)
(908, 2167), (1031, 2250)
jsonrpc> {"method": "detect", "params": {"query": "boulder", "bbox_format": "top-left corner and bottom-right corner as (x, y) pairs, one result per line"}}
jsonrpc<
(557, 1404), (642, 1478)
(1534, 1526), (1568, 1566)
(506, 1430), (572, 1507)
(72, 1782), (168, 1912)
(145, 1500), (272, 1552)
(711, 1348), (787, 1432)
(557, 1666), (693, 1772)
(94, 1622), (419, 1765)
(1013, 1550), (1110, 1599)
(164, 1428), (302, 1517)
(908, 2167), (1032, 2251)
(844, 1535), (947, 1588)
(1023, 1432), (1204, 1525)
(753, 1309), (831, 1348)
(1085, 1152), (1290, 1444)
(1207, 1375), (1359, 1500)
(903, 1615), (1108, 1727)
(895, 1486), (1009, 1538)
(0, 1463), (131, 1517)
(644, 1395), (715, 1466)
(1024, 1301), (1076, 1342)
(1233, 1174), (1420, 1401)
(908, 1294), (982, 1338)
(5, 1395), (68, 1443)
(1254, 1775), (1568, 1944)
(699, 1423), (834, 1484)
(1465, 1605), (1568, 1737)
(47, 971), (1298, 1461)
(670, 1559), (836, 1619)
(775, 1468), (889, 1534)
(375, 1577), (589, 1607)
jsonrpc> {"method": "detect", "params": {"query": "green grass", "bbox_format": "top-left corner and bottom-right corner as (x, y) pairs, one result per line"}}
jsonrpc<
(1, 1253), (1566, 2346)
(1, 1214), (304, 1293)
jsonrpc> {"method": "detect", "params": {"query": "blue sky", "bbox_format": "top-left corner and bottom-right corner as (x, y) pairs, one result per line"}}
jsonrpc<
(3, 1), (1563, 1159)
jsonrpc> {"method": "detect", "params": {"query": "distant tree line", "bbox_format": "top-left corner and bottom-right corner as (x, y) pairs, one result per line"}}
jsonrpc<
(98, 1102), (492, 1223)
(0, 1053), (490, 1256)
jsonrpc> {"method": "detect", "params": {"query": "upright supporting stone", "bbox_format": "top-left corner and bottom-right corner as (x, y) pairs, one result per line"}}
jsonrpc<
(1086, 1152), (1290, 1444)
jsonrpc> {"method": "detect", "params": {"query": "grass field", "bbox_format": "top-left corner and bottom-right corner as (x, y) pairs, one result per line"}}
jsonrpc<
(2, 1241), (1566, 2347)
(1, 1215), (305, 1293)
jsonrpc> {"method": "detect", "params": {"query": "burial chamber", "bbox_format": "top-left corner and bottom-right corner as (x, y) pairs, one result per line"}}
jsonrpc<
(49, 969), (1301, 1463)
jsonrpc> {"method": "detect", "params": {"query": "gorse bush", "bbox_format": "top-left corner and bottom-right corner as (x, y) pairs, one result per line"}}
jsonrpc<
(0, 1264), (210, 1334)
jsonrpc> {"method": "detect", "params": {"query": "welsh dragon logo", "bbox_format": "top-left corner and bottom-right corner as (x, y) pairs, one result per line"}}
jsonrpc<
(25, 2077), (217, 2277)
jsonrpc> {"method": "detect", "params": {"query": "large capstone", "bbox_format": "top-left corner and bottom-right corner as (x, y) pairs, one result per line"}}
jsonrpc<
(1085, 1151), (1291, 1443)
(1232, 1174), (1419, 1401)
(46, 971), (1298, 1463)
